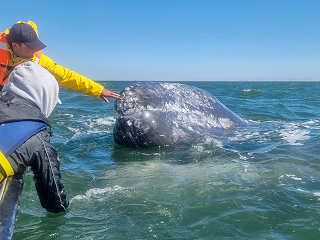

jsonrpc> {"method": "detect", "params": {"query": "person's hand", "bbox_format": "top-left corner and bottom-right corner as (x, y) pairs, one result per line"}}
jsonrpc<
(100, 88), (120, 103)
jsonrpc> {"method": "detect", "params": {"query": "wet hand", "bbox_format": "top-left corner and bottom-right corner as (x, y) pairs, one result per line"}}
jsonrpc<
(100, 88), (120, 103)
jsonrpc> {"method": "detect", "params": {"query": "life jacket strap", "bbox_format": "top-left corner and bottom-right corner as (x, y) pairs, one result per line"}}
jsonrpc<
(0, 63), (14, 70)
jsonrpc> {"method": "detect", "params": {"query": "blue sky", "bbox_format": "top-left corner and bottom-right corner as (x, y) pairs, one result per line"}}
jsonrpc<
(1, 0), (319, 81)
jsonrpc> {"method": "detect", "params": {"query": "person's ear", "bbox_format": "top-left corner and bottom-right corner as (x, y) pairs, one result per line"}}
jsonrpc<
(11, 42), (18, 49)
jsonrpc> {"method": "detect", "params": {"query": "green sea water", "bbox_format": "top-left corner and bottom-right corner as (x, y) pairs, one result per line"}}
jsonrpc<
(14, 81), (320, 240)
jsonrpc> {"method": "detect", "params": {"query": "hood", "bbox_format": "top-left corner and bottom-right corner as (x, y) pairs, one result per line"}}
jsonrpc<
(2, 61), (61, 118)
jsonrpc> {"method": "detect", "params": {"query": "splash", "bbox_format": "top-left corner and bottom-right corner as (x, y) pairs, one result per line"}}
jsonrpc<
(71, 185), (127, 202)
(279, 124), (310, 146)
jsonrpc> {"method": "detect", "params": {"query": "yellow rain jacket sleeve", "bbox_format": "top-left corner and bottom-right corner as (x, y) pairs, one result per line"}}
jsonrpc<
(5, 20), (104, 98)
(38, 54), (104, 98)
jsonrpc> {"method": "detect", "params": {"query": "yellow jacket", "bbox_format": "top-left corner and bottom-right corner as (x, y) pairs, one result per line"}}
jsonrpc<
(4, 21), (104, 98)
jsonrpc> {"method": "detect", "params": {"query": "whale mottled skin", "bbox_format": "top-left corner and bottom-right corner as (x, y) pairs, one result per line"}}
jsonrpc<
(113, 82), (246, 147)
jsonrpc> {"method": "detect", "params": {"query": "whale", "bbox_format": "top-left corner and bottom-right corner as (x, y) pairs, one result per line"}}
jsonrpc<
(113, 82), (247, 147)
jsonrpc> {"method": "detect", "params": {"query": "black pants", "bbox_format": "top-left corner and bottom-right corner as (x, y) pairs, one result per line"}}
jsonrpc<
(9, 129), (69, 213)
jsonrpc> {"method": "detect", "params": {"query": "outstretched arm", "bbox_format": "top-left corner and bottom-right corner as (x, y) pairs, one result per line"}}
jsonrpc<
(39, 54), (120, 102)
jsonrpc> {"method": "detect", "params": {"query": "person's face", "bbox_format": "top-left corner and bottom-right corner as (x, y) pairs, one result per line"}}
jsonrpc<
(11, 42), (36, 58)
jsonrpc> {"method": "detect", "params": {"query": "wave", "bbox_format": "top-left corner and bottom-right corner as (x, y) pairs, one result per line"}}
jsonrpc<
(70, 185), (127, 202)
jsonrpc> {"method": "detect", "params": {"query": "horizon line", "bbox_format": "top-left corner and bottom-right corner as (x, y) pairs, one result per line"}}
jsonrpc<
(94, 79), (320, 82)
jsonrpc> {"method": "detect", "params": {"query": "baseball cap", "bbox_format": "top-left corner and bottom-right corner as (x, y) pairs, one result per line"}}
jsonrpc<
(7, 23), (46, 51)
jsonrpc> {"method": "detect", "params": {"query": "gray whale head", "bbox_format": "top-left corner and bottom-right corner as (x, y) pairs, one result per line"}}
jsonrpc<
(114, 82), (246, 147)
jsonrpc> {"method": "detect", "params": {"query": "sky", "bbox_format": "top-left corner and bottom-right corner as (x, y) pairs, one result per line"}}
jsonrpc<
(1, 0), (319, 81)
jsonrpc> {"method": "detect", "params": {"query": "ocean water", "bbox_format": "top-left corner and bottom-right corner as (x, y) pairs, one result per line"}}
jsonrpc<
(14, 81), (320, 240)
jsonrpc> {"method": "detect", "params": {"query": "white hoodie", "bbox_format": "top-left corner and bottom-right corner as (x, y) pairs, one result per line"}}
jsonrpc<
(2, 61), (61, 118)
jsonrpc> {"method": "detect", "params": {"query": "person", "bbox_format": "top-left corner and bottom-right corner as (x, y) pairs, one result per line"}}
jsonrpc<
(0, 20), (120, 102)
(0, 61), (68, 213)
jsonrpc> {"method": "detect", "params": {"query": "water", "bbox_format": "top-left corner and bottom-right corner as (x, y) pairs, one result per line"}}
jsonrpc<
(14, 81), (320, 240)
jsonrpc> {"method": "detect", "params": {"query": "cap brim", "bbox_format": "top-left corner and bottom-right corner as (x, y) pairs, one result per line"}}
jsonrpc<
(24, 39), (47, 51)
